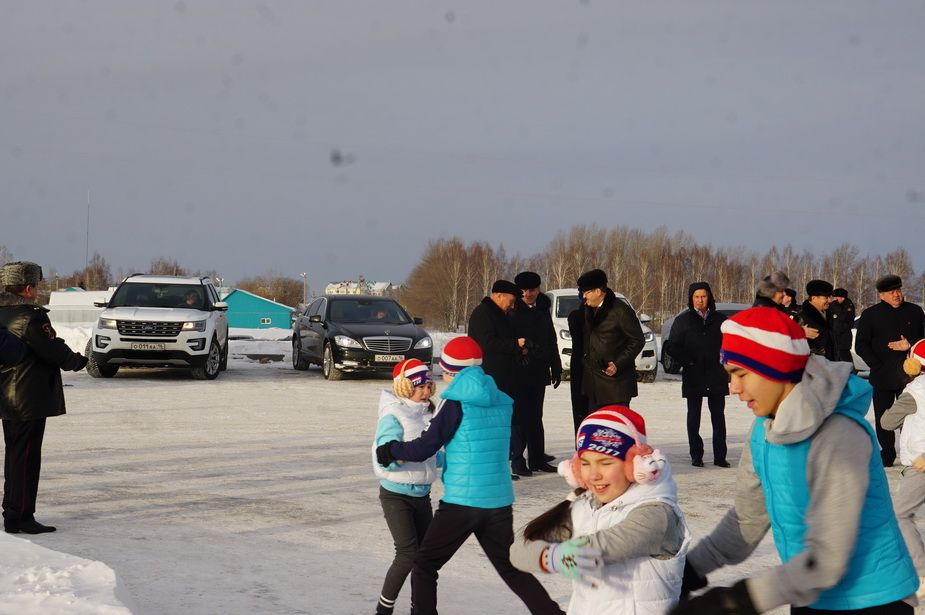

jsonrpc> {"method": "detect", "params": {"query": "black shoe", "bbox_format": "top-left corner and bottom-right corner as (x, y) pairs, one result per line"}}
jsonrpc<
(529, 462), (558, 473)
(5, 519), (56, 534)
(543, 454), (555, 462)
(510, 473), (520, 481)
(511, 462), (533, 477)
(714, 460), (731, 468)
(883, 459), (895, 468)
(691, 459), (704, 467)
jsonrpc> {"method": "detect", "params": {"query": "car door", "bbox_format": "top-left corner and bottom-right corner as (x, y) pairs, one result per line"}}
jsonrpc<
(292, 299), (315, 356)
(304, 298), (327, 362)
(207, 283), (229, 346)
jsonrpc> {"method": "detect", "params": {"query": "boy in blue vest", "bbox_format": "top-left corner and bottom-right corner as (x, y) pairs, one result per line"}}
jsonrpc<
(376, 336), (564, 615)
(672, 307), (917, 615)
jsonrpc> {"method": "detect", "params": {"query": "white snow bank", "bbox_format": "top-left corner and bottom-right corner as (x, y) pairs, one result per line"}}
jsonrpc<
(0, 533), (134, 615)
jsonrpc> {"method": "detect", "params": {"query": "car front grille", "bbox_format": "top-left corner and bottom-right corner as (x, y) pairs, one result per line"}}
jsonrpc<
(117, 321), (184, 337)
(363, 337), (412, 353)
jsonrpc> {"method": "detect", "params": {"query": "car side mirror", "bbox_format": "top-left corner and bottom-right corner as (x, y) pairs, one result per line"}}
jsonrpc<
(638, 313), (651, 324)
(93, 300), (108, 308)
(309, 314), (322, 323)
(413, 317), (424, 325)
(212, 301), (229, 311)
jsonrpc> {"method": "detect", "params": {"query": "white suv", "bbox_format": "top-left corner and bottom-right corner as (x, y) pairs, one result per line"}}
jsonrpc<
(545, 288), (658, 383)
(86, 275), (229, 380)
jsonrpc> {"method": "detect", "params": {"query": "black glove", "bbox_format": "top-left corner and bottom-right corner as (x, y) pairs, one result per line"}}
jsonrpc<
(551, 370), (562, 389)
(72, 354), (89, 372)
(680, 560), (708, 598)
(670, 580), (757, 615)
(375, 442), (397, 467)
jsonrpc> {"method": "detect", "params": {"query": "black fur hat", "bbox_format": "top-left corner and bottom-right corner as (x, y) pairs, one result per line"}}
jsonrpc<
(876, 275), (902, 293)
(806, 279), (834, 297)
(514, 271), (541, 289)
(577, 269), (607, 293)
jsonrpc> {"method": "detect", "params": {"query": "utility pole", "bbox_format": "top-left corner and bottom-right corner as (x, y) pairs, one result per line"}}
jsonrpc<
(85, 189), (91, 269)
(300, 272), (308, 305)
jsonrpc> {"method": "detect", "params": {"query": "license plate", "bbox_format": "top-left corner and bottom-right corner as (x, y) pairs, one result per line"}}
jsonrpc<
(374, 354), (404, 363)
(131, 343), (166, 351)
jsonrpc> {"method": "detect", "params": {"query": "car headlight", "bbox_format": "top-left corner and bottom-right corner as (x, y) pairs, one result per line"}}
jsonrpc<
(559, 329), (571, 340)
(182, 320), (207, 332)
(644, 332), (655, 343)
(334, 335), (362, 348)
(97, 318), (118, 330)
(414, 336), (433, 349)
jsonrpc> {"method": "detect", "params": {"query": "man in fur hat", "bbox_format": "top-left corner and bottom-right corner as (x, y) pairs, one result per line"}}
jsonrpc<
(0, 261), (87, 534)
(856, 274), (925, 467)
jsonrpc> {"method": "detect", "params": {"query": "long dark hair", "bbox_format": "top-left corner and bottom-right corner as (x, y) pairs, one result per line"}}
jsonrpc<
(522, 488), (586, 542)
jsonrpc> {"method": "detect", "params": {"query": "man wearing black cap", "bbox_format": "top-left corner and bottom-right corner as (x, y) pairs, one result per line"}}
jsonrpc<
(856, 274), (925, 466)
(509, 272), (561, 475)
(575, 269), (645, 409)
(828, 287), (856, 364)
(0, 261), (87, 534)
(798, 279), (836, 360)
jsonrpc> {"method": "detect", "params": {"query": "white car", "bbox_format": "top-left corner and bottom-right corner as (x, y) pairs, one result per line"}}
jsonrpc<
(86, 275), (229, 380)
(545, 288), (658, 383)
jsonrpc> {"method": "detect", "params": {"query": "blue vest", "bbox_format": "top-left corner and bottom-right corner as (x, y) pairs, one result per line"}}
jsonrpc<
(440, 366), (515, 509)
(750, 375), (918, 610)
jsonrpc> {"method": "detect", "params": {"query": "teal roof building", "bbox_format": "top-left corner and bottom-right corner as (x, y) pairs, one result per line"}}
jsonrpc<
(223, 289), (294, 329)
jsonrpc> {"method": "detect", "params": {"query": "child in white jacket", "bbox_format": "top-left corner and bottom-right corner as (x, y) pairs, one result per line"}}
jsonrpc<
(371, 359), (441, 615)
(882, 339), (925, 599)
(511, 405), (690, 615)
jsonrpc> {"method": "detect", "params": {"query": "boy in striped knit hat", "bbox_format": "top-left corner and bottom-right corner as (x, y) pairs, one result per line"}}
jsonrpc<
(673, 307), (918, 615)
(376, 336), (563, 615)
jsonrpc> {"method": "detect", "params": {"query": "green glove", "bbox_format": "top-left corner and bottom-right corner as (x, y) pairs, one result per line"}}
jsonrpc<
(544, 536), (603, 581)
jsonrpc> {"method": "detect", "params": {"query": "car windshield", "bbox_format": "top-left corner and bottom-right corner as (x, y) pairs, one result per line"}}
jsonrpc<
(109, 283), (207, 309)
(327, 299), (411, 324)
(555, 295), (582, 318)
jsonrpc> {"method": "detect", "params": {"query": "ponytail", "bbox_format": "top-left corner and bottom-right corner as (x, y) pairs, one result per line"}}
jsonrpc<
(523, 489), (585, 542)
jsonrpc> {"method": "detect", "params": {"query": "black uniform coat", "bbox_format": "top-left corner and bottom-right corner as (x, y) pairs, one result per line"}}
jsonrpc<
(510, 292), (561, 388)
(580, 289), (645, 405)
(0, 326), (25, 366)
(663, 289), (728, 399)
(0, 292), (85, 421)
(798, 301), (836, 360)
(856, 300), (925, 390)
(467, 296), (521, 397)
(828, 298), (856, 362)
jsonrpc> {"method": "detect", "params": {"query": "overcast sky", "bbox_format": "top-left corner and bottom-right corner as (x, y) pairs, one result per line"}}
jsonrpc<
(2, 1), (923, 291)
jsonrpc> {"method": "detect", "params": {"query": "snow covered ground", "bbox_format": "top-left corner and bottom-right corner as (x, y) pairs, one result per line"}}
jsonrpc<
(3, 326), (917, 614)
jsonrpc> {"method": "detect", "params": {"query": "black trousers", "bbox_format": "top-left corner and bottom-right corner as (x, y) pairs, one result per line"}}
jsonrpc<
(511, 385), (546, 469)
(377, 487), (433, 614)
(410, 502), (563, 615)
(872, 388), (902, 466)
(2, 418), (46, 525)
(791, 599), (912, 614)
(570, 377), (589, 434)
(686, 395), (727, 463)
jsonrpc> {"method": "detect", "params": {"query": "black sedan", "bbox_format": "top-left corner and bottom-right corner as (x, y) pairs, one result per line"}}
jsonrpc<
(291, 295), (433, 380)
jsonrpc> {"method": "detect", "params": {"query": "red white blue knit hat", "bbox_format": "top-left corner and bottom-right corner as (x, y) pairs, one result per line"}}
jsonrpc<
(439, 336), (483, 374)
(392, 359), (432, 387)
(908, 340), (925, 368)
(720, 307), (810, 383)
(576, 406), (647, 460)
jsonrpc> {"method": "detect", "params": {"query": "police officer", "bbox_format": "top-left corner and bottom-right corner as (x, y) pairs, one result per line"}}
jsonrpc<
(0, 261), (87, 533)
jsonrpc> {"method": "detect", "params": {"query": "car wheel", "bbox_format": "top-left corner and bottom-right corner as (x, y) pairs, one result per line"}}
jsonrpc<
(322, 344), (344, 381)
(637, 366), (657, 384)
(191, 336), (221, 380)
(219, 340), (229, 372)
(292, 337), (310, 371)
(85, 340), (119, 378)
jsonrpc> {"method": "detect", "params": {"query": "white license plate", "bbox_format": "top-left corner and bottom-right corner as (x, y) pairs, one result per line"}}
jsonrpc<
(131, 343), (166, 351)
(374, 354), (404, 363)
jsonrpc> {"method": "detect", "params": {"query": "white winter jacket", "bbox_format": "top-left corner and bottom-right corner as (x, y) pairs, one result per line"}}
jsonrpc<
(372, 390), (439, 486)
(899, 377), (925, 467)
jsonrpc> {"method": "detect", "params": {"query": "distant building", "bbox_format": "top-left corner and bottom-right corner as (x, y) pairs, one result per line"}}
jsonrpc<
(46, 288), (115, 326)
(325, 277), (394, 296)
(222, 289), (295, 329)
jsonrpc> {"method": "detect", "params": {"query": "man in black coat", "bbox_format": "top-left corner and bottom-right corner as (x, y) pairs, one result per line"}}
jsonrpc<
(567, 306), (589, 433)
(0, 261), (87, 534)
(828, 287), (856, 364)
(663, 282), (729, 468)
(576, 269), (644, 409)
(467, 280), (524, 399)
(797, 279), (836, 360)
(509, 272), (561, 475)
(856, 274), (925, 467)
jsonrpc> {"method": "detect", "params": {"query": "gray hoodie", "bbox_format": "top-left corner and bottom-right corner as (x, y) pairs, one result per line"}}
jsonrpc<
(687, 357), (913, 611)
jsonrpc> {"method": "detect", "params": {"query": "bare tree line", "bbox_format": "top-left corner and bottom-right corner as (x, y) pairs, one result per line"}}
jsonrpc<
(398, 225), (923, 331)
